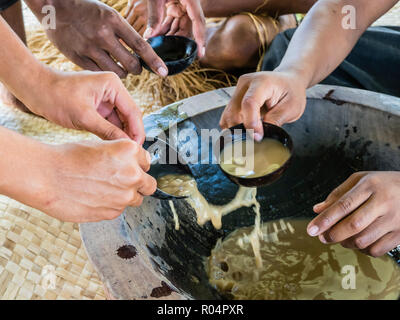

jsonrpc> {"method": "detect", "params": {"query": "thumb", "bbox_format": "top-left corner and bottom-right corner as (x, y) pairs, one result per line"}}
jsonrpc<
(84, 111), (130, 141)
(144, 0), (166, 38)
(184, 0), (206, 56)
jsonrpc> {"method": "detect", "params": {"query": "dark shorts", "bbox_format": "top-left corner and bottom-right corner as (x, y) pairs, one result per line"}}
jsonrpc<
(0, 0), (19, 11)
(262, 26), (400, 98)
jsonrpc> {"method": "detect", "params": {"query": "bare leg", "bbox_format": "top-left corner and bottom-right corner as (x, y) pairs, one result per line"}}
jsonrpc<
(201, 14), (297, 70)
(0, 1), (31, 113)
(199, 0), (319, 71)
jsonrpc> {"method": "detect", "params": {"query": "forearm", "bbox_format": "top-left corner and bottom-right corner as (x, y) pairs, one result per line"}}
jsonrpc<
(24, 0), (56, 17)
(275, 0), (397, 88)
(0, 17), (53, 108)
(202, 0), (317, 17)
(0, 126), (50, 209)
(26, 0), (82, 21)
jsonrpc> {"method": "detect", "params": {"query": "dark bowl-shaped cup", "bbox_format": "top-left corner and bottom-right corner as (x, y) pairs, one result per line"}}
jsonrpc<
(143, 138), (191, 200)
(216, 123), (294, 187)
(139, 35), (197, 76)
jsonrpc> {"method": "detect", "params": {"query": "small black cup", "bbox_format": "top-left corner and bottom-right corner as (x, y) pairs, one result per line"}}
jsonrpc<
(216, 123), (294, 187)
(144, 138), (191, 200)
(140, 35), (197, 76)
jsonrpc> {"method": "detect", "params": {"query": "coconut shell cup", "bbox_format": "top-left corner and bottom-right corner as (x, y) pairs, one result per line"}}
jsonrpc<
(139, 35), (198, 76)
(216, 122), (294, 187)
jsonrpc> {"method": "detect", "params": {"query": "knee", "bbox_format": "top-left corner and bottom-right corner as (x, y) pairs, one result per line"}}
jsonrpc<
(202, 15), (258, 70)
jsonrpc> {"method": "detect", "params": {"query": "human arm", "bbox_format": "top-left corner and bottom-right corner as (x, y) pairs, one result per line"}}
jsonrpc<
(201, 0), (317, 17)
(25, 0), (168, 77)
(0, 16), (145, 142)
(307, 172), (400, 257)
(219, 0), (398, 139)
(144, 0), (206, 57)
(0, 126), (156, 222)
(0, 16), (156, 222)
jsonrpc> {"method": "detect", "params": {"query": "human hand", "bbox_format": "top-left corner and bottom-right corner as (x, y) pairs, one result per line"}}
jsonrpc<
(219, 71), (307, 141)
(27, 0), (168, 77)
(39, 139), (156, 222)
(26, 69), (146, 143)
(307, 171), (400, 257)
(144, 0), (206, 57)
(125, 0), (148, 36)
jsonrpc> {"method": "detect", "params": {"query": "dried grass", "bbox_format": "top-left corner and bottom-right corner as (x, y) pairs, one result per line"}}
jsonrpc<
(26, 0), (237, 115)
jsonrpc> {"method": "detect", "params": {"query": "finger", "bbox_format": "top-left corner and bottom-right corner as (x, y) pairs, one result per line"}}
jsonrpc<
(126, 7), (138, 25)
(362, 231), (400, 257)
(313, 173), (366, 213)
(106, 108), (123, 129)
(106, 38), (142, 75)
(137, 172), (157, 196)
(307, 181), (372, 237)
(125, 0), (134, 18)
(116, 20), (168, 77)
(241, 80), (272, 141)
(128, 143), (151, 172)
(72, 54), (102, 72)
(138, 25), (146, 36)
(127, 13), (139, 27)
(158, 15), (174, 35)
(129, 192), (144, 207)
(175, 15), (192, 37)
(321, 194), (383, 243)
(167, 18), (180, 35)
(145, 0), (166, 38)
(91, 49), (128, 78)
(219, 78), (249, 129)
(262, 97), (296, 127)
(341, 215), (393, 250)
(83, 111), (130, 140)
(134, 20), (145, 34)
(111, 80), (146, 144)
(184, 0), (206, 56)
(175, 29), (190, 37)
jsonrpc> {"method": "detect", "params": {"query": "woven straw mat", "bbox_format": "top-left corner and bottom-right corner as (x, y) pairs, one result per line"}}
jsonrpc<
(0, 102), (106, 300)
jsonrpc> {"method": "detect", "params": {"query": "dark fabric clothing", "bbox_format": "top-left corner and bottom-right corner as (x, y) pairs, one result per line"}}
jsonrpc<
(0, 0), (18, 11)
(0, 0), (19, 11)
(262, 26), (400, 98)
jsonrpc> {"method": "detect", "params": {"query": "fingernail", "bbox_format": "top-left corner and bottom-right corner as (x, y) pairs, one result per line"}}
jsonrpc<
(253, 133), (263, 142)
(319, 234), (327, 244)
(157, 67), (168, 77)
(201, 47), (205, 57)
(308, 225), (319, 236)
(313, 201), (325, 211)
(143, 28), (153, 40)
